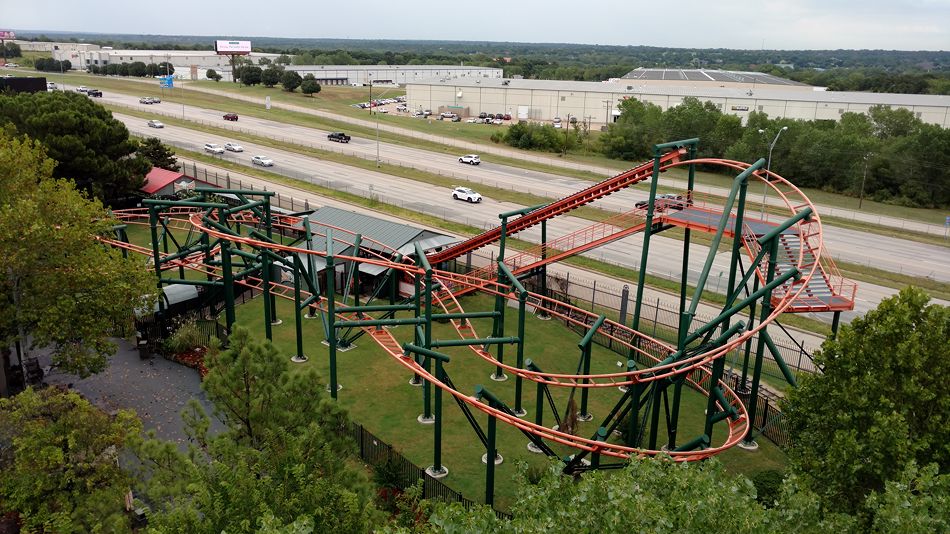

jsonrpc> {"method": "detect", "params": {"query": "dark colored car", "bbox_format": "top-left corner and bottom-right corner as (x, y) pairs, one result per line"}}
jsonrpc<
(478, 112), (487, 119)
(87, 89), (102, 97)
(635, 193), (688, 211)
(503, 113), (512, 120)
(328, 132), (351, 143)
(223, 113), (239, 121)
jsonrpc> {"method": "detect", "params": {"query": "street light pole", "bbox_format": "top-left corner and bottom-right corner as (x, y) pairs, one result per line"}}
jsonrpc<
(602, 99), (611, 129)
(858, 152), (870, 209)
(757, 126), (788, 219)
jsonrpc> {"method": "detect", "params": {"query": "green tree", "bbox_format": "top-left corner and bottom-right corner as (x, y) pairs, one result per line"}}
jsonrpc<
(599, 98), (664, 160)
(128, 61), (148, 77)
(136, 328), (382, 532)
(280, 70), (303, 92)
(783, 287), (950, 517)
(258, 56), (272, 66)
(301, 79), (321, 96)
(138, 137), (179, 171)
(117, 62), (129, 76)
(205, 68), (222, 82)
(261, 66), (282, 87)
(241, 65), (263, 86)
(0, 133), (157, 377)
(275, 54), (292, 65)
(0, 387), (142, 533)
(3, 42), (21, 58)
(0, 91), (151, 203)
(157, 61), (175, 76)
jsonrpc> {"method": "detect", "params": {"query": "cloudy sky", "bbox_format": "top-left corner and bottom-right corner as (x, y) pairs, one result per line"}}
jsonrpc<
(4, 0), (948, 50)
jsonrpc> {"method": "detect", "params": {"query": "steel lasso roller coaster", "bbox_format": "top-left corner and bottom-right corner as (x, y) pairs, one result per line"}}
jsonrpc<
(103, 138), (855, 506)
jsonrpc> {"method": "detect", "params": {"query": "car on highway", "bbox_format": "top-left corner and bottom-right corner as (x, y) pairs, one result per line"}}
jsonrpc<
(635, 193), (687, 211)
(140, 96), (160, 104)
(3, 63), (18, 68)
(224, 142), (244, 152)
(147, 120), (164, 128)
(76, 86), (89, 93)
(458, 154), (481, 165)
(328, 132), (351, 143)
(46, 82), (57, 90)
(251, 155), (274, 167)
(452, 186), (482, 203)
(87, 89), (102, 97)
(204, 143), (225, 154)
(223, 112), (239, 121)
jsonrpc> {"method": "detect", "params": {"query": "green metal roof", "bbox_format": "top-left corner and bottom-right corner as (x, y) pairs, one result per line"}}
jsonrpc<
(305, 206), (441, 254)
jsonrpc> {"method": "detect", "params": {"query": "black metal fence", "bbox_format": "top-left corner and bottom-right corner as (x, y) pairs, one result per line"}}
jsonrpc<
(344, 422), (512, 520)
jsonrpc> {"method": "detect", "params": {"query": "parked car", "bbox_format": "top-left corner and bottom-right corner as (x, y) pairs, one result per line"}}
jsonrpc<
(251, 155), (274, 167)
(147, 120), (164, 128)
(451, 115), (461, 122)
(87, 89), (102, 97)
(452, 186), (482, 203)
(224, 142), (244, 152)
(204, 143), (225, 154)
(478, 112), (487, 119)
(440, 112), (455, 119)
(223, 112), (239, 121)
(458, 154), (481, 165)
(503, 113), (512, 120)
(328, 132), (351, 143)
(635, 193), (687, 211)
(492, 118), (503, 125)
(465, 118), (478, 123)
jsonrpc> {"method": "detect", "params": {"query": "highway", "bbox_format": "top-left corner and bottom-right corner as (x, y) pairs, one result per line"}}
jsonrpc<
(119, 112), (947, 324)
(100, 90), (950, 285)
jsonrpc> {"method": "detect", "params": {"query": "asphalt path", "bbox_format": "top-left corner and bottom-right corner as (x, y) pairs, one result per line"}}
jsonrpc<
(120, 112), (950, 324)
(104, 92), (950, 285)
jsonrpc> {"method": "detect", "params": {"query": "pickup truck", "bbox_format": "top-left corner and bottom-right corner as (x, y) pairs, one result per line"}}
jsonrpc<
(327, 132), (351, 143)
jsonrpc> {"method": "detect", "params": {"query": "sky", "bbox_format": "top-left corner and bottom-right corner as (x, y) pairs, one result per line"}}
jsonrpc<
(2, 0), (948, 50)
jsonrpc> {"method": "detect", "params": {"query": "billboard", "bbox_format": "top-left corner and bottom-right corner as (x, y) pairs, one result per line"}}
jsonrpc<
(0, 31), (14, 40)
(215, 40), (251, 55)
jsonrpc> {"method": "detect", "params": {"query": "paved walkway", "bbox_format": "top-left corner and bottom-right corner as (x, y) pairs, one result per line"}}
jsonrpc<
(178, 81), (948, 238)
(41, 339), (224, 448)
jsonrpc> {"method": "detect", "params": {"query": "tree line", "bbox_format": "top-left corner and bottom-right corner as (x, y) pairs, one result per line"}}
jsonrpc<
(500, 97), (950, 208)
(85, 61), (175, 77)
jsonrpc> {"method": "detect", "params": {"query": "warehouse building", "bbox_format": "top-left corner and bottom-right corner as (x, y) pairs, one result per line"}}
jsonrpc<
(406, 77), (950, 128)
(51, 48), (283, 78)
(621, 67), (813, 91)
(273, 64), (503, 86)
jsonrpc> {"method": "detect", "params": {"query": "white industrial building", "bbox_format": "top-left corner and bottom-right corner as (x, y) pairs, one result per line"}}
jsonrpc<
(51, 48), (283, 79)
(277, 64), (503, 86)
(406, 77), (950, 128)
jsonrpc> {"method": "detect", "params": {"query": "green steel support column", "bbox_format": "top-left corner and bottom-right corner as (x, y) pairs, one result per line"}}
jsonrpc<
(218, 207), (236, 331)
(290, 258), (306, 363)
(528, 360), (544, 429)
(740, 274), (761, 389)
(631, 149), (665, 333)
(148, 207), (162, 280)
(577, 314), (606, 421)
(742, 237), (780, 448)
(626, 383), (644, 447)
(678, 144), (698, 325)
(261, 247), (273, 340)
(702, 354), (728, 447)
(667, 377), (684, 449)
(830, 311), (842, 340)
(264, 197), (278, 325)
(592, 427), (607, 469)
(409, 273), (423, 386)
(430, 357), (447, 476)
(722, 176), (751, 333)
(498, 218), (508, 262)
(514, 291), (527, 416)
(422, 268), (433, 421)
(475, 385), (502, 507)
(326, 229), (339, 400)
(648, 379), (663, 450)
(490, 291), (507, 381)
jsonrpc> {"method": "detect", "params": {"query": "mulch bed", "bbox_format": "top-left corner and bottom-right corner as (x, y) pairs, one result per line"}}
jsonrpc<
(169, 347), (209, 378)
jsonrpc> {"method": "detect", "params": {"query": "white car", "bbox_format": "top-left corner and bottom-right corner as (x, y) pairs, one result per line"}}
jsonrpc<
(204, 143), (225, 154)
(458, 154), (481, 165)
(251, 155), (274, 167)
(224, 142), (244, 152)
(76, 86), (89, 93)
(452, 186), (482, 203)
(3, 63), (18, 68)
(465, 118), (477, 123)
(147, 120), (164, 128)
(46, 82), (57, 90)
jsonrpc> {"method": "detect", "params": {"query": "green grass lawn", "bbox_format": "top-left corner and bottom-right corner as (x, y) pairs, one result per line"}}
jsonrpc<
(228, 291), (786, 510)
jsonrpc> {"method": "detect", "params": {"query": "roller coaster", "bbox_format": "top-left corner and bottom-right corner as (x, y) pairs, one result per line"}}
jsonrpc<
(105, 138), (856, 506)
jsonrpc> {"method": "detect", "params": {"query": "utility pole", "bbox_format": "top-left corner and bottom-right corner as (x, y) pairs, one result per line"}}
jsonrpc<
(858, 153), (870, 209)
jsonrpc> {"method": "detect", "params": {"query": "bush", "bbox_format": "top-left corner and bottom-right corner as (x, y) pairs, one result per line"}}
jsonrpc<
(751, 469), (785, 507)
(163, 317), (205, 354)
